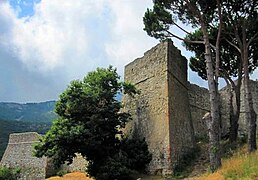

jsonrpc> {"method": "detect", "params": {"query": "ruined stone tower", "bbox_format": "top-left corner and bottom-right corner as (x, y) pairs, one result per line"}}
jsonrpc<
(0, 132), (48, 179)
(0, 132), (88, 180)
(123, 40), (195, 175)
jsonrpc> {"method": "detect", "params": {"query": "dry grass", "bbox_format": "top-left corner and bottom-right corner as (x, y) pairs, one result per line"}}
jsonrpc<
(195, 144), (258, 180)
(195, 172), (223, 180)
(47, 172), (93, 180)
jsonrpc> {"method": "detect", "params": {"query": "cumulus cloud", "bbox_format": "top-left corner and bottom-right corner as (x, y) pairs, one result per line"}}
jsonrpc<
(1, 0), (108, 73)
(3, 0), (255, 102)
(0, 0), (158, 75)
(0, 0), (161, 102)
(105, 0), (158, 74)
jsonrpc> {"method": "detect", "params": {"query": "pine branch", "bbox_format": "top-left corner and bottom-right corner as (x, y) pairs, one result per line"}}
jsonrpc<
(247, 31), (258, 47)
(225, 38), (241, 53)
(165, 30), (204, 44)
(171, 20), (191, 35)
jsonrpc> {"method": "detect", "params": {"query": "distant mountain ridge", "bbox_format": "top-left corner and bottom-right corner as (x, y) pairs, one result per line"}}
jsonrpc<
(0, 100), (57, 160)
(0, 100), (58, 123)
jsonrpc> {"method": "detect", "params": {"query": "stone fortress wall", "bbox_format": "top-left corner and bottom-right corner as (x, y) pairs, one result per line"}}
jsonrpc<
(219, 80), (258, 135)
(0, 132), (87, 180)
(123, 40), (258, 175)
(1, 40), (258, 178)
(187, 83), (210, 137)
(246, 81), (258, 132)
(123, 40), (195, 175)
(123, 40), (173, 174)
(0, 132), (47, 180)
(189, 80), (258, 138)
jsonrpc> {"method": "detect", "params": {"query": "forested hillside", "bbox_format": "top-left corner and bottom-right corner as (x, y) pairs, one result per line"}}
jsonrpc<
(0, 101), (57, 122)
(0, 101), (57, 160)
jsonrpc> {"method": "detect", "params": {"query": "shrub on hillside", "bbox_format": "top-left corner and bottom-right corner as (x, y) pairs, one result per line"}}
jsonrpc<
(0, 166), (21, 180)
(91, 155), (133, 180)
(87, 137), (152, 180)
(120, 137), (152, 172)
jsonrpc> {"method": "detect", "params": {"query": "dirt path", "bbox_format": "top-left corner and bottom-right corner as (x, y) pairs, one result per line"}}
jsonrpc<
(47, 172), (93, 180)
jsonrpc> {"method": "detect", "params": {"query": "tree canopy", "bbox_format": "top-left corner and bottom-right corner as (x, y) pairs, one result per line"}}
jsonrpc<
(220, 0), (258, 152)
(143, 0), (258, 170)
(34, 66), (151, 179)
(184, 29), (241, 80)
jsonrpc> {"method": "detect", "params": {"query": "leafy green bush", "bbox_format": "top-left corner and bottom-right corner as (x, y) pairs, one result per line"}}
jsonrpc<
(120, 137), (152, 172)
(93, 155), (133, 180)
(56, 169), (69, 177)
(87, 137), (152, 180)
(0, 166), (21, 180)
(173, 146), (200, 176)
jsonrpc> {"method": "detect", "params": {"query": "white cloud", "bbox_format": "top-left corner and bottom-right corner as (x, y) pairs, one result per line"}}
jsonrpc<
(0, 2), (16, 45)
(104, 0), (158, 74)
(0, 0), (160, 101)
(6, 0), (254, 102)
(1, 0), (106, 73)
(1, 0), (160, 76)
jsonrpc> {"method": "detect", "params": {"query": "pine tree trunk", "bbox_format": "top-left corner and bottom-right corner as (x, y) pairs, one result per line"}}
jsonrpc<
(229, 95), (240, 142)
(202, 26), (221, 171)
(229, 89), (236, 141)
(229, 78), (241, 142)
(243, 47), (257, 152)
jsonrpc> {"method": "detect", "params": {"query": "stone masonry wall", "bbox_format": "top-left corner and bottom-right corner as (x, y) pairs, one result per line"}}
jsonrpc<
(123, 40), (195, 175)
(167, 41), (195, 170)
(219, 80), (258, 135)
(250, 80), (258, 129)
(241, 80), (258, 134)
(188, 79), (258, 139)
(219, 87), (231, 135)
(123, 41), (171, 175)
(188, 83), (210, 138)
(0, 132), (47, 180)
(0, 132), (88, 180)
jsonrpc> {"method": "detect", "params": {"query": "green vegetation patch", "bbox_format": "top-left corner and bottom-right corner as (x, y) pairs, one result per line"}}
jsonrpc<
(0, 166), (21, 180)
(223, 152), (258, 179)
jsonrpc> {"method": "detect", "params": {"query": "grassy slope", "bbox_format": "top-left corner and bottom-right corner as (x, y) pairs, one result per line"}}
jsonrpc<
(196, 142), (258, 180)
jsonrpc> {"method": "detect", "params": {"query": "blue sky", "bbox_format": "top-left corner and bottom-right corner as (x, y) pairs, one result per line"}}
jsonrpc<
(0, 0), (256, 103)
(9, 0), (40, 17)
